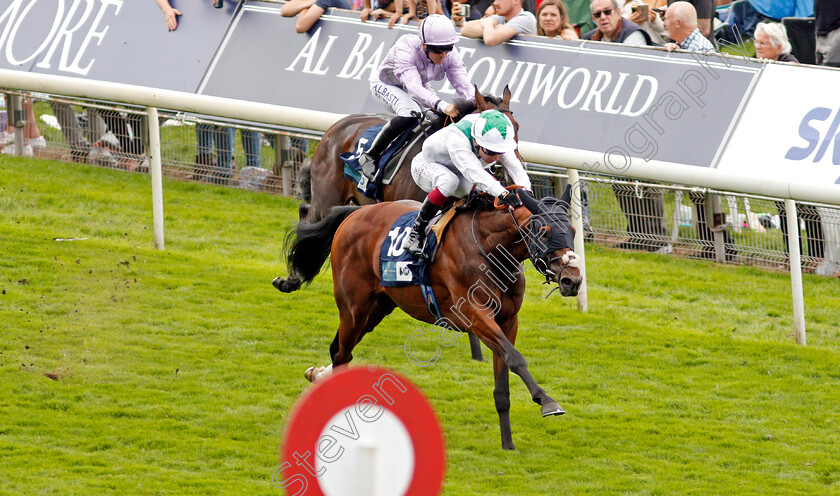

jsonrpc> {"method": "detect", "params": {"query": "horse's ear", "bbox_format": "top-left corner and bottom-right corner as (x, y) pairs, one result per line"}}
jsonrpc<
(502, 85), (512, 107)
(474, 85), (486, 109)
(559, 184), (572, 213)
(519, 189), (540, 214)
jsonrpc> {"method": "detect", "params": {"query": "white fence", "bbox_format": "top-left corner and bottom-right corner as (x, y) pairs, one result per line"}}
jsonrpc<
(3, 67), (837, 344)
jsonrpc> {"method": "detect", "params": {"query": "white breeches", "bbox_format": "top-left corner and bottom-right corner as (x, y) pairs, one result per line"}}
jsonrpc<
(370, 80), (421, 117)
(411, 153), (473, 198)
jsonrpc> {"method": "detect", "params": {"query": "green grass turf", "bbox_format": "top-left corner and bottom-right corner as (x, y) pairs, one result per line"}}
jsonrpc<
(2, 156), (840, 495)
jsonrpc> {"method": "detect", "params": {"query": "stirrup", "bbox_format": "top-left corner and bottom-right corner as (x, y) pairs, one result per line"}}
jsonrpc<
(403, 229), (428, 259)
(358, 153), (377, 179)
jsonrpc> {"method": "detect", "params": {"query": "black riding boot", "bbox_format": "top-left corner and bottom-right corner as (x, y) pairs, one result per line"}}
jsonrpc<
(359, 115), (416, 179)
(403, 197), (440, 259)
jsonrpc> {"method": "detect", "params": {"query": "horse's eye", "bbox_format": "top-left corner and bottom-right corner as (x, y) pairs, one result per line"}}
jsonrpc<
(539, 226), (551, 242)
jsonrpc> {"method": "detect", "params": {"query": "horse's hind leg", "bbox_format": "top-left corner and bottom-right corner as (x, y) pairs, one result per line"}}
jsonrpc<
(331, 294), (394, 365)
(305, 294), (395, 382)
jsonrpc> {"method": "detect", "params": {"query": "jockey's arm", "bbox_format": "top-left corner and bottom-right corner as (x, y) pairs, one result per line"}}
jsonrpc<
(498, 152), (532, 191)
(395, 62), (449, 113)
(446, 132), (507, 197)
(442, 51), (474, 100)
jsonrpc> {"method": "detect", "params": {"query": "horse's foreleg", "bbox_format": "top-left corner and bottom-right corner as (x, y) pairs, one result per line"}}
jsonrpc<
(475, 319), (565, 419)
(497, 339), (565, 417)
(492, 354), (514, 450)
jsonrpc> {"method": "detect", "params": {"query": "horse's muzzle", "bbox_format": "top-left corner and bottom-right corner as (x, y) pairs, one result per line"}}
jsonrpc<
(551, 250), (581, 297)
(557, 272), (581, 297)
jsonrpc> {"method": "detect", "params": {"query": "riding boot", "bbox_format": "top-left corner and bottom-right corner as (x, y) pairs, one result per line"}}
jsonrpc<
(358, 115), (416, 179)
(403, 197), (440, 259)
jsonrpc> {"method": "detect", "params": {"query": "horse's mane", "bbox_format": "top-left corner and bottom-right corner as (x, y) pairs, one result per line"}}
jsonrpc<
(451, 98), (477, 121)
(451, 93), (503, 122)
(455, 191), (502, 212)
(455, 190), (566, 216)
(482, 94), (504, 107)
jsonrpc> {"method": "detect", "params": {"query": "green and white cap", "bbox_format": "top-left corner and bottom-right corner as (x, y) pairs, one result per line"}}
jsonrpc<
(471, 110), (516, 153)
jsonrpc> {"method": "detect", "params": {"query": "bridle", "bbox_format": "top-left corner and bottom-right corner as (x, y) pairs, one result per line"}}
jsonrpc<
(469, 202), (578, 297)
(517, 208), (579, 297)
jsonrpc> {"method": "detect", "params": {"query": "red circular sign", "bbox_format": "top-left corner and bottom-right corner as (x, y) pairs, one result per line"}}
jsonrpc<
(279, 366), (446, 496)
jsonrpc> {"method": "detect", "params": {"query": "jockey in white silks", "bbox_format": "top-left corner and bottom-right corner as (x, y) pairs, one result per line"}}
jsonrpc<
(358, 14), (474, 179)
(402, 109), (532, 257)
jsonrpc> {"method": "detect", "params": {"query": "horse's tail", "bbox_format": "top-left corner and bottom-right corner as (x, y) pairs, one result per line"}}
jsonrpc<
(274, 205), (361, 293)
(296, 157), (312, 203)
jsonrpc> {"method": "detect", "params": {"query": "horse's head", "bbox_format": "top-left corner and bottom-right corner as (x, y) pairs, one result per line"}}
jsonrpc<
(515, 186), (582, 297)
(450, 85), (512, 121)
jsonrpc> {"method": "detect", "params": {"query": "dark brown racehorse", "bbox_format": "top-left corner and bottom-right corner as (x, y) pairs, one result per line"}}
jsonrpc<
(274, 187), (583, 449)
(296, 86), (517, 224)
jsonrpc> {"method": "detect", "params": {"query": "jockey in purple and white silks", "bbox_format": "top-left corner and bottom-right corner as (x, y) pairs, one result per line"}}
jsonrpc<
(402, 109), (532, 258)
(358, 14), (474, 179)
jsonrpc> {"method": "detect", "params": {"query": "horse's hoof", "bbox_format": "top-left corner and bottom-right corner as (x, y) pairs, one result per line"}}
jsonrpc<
(273, 276), (302, 293)
(541, 401), (566, 417)
(304, 364), (332, 383)
(299, 203), (310, 221)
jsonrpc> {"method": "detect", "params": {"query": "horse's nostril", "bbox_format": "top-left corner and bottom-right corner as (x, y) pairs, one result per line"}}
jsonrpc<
(560, 277), (576, 288)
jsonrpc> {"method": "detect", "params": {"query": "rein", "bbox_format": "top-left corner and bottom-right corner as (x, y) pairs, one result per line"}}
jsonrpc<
(469, 205), (574, 297)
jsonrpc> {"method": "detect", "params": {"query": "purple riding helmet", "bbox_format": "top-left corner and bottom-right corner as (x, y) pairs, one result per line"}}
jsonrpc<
(419, 14), (459, 50)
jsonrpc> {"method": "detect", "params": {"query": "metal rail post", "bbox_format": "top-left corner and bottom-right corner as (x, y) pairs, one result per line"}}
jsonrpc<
(567, 169), (588, 312)
(704, 192), (726, 263)
(9, 94), (23, 155)
(785, 199), (806, 344)
(147, 106), (165, 250)
(279, 135), (293, 196)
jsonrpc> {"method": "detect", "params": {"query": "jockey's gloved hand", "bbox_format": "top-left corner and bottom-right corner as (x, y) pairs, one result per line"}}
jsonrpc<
(498, 190), (522, 209)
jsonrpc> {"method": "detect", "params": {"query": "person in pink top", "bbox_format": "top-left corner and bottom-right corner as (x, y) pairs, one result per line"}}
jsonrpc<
(359, 14), (474, 179)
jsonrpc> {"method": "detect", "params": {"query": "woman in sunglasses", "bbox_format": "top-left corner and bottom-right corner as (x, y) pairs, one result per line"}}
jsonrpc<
(402, 109), (531, 258)
(359, 14), (474, 179)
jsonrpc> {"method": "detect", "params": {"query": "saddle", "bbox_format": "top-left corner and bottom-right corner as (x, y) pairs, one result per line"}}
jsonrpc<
(377, 195), (470, 320)
(342, 112), (447, 200)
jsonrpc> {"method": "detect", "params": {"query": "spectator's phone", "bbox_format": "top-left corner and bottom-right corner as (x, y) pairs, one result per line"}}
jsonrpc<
(631, 3), (649, 16)
(212, 0), (223, 8)
(461, 3), (470, 19)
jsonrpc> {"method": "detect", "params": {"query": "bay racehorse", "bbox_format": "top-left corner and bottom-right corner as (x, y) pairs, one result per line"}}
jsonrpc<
(291, 86), (518, 363)
(296, 86), (517, 224)
(274, 187), (583, 449)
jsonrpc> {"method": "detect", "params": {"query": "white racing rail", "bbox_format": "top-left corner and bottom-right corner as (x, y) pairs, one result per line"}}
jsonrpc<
(2, 67), (830, 344)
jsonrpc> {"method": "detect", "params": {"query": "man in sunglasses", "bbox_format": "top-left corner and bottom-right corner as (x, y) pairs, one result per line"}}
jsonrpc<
(582, 0), (652, 45)
(359, 14), (474, 180)
(402, 109), (531, 258)
(460, 0), (536, 46)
